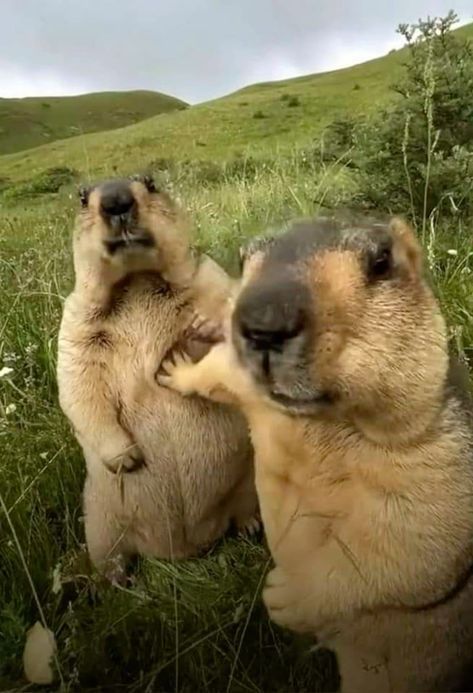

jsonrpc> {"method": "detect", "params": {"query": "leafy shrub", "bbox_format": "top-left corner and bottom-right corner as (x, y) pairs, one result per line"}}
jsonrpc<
(32, 166), (80, 193)
(2, 167), (80, 201)
(324, 12), (473, 222)
(253, 110), (267, 119)
(286, 96), (301, 107)
(320, 116), (360, 165)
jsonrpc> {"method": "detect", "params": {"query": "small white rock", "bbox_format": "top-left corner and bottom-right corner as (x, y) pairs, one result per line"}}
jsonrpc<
(0, 366), (13, 378)
(447, 249), (458, 256)
(5, 404), (16, 415)
(23, 621), (56, 685)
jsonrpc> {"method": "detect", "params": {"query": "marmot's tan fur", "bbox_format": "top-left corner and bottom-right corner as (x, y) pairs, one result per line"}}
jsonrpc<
(159, 217), (473, 692)
(57, 176), (257, 582)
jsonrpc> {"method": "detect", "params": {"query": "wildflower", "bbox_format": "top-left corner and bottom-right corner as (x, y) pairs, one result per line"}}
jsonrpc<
(447, 249), (458, 257)
(52, 564), (62, 595)
(0, 366), (13, 378)
(5, 404), (17, 415)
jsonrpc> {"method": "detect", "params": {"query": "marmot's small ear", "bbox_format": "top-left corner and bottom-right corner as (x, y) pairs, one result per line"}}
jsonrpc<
(131, 173), (158, 193)
(78, 185), (90, 207)
(389, 216), (423, 277)
(143, 175), (157, 193)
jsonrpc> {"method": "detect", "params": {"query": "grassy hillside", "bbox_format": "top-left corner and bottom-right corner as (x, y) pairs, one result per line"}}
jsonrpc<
(0, 52), (405, 184)
(0, 90), (188, 156)
(0, 21), (471, 187)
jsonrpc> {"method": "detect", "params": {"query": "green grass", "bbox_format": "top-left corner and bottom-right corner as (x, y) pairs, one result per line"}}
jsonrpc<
(1, 19), (473, 691)
(0, 90), (188, 156)
(1, 152), (472, 691)
(0, 157), (354, 692)
(0, 22), (471, 187)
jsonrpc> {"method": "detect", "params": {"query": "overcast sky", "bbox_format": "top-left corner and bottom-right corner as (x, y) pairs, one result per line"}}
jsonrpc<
(1, 1), (471, 103)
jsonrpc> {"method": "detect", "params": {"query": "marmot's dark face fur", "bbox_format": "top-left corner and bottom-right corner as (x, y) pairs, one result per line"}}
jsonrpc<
(232, 217), (446, 418)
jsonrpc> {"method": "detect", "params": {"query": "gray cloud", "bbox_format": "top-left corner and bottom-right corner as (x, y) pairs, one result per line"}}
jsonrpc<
(1, 0), (471, 102)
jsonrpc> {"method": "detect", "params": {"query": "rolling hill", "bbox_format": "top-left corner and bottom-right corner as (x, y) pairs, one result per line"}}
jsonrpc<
(0, 21), (471, 185)
(0, 90), (188, 155)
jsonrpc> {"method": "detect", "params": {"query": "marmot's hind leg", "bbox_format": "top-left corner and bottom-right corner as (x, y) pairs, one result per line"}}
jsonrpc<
(83, 483), (130, 585)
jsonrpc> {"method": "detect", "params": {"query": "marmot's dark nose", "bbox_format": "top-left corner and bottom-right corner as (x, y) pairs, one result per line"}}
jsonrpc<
(235, 278), (308, 353)
(99, 180), (135, 217)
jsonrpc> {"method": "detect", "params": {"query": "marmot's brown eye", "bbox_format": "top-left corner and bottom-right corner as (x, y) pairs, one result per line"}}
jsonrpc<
(369, 247), (392, 280)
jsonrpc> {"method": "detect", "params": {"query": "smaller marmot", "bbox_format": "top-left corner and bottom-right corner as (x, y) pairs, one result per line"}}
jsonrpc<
(159, 217), (473, 692)
(57, 176), (257, 582)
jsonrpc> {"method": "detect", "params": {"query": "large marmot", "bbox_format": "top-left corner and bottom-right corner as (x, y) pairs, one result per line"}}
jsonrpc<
(159, 216), (473, 692)
(57, 176), (257, 582)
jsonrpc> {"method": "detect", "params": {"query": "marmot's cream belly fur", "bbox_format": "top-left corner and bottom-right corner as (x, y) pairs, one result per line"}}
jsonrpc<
(80, 278), (252, 561)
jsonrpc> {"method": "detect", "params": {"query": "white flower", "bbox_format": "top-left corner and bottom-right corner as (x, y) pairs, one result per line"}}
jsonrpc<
(52, 564), (62, 595)
(447, 249), (458, 256)
(39, 452), (48, 460)
(5, 404), (16, 415)
(0, 366), (13, 378)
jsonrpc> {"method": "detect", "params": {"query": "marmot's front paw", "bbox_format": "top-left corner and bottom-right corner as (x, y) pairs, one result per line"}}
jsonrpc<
(157, 350), (195, 395)
(94, 244), (159, 289)
(263, 567), (313, 634)
(100, 435), (145, 474)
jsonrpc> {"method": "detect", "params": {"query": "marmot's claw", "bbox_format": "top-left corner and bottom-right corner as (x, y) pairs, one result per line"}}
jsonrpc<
(156, 349), (194, 395)
(237, 514), (262, 538)
(157, 372), (172, 389)
(184, 313), (223, 343)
